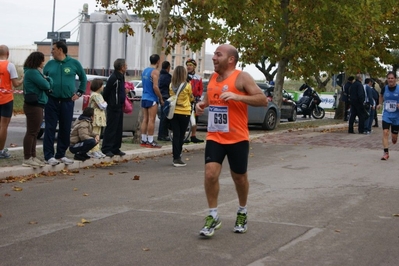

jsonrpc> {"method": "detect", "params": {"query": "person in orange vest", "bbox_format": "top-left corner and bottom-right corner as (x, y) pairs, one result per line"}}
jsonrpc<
(195, 44), (268, 237)
(0, 45), (24, 159)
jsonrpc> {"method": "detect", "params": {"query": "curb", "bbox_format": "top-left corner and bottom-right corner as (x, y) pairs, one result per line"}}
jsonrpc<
(0, 121), (349, 180)
(0, 143), (206, 180)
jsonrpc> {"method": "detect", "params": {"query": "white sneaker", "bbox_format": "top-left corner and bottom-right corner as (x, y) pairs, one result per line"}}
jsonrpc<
(32, 157), (46, 166)
(98, 151), (107, 158)
(46, 157), (60, 166)
(59, 157), (74, 165)
(22, 157), (42, 168)
(91, 151), (102, 159)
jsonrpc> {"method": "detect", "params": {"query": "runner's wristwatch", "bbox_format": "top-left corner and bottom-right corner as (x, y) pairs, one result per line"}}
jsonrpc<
(76, 92), (82, 97)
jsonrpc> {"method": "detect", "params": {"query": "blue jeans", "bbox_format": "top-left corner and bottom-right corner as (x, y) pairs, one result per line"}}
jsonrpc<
(43, 97), (74, 160)
(69, 139), (96, 155)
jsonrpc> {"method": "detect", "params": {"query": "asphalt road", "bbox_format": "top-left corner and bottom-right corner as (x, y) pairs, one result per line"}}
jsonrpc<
(1, 125), (399, 265)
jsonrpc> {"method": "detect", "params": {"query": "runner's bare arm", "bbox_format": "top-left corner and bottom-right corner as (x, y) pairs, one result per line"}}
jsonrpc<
(219, 72), (268, 107)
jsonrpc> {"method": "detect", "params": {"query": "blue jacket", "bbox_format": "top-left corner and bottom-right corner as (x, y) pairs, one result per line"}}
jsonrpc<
(158, 69), (171, 100)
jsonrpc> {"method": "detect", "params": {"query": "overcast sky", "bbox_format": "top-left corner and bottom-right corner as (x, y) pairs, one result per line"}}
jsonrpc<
(2, 0), (264, 80)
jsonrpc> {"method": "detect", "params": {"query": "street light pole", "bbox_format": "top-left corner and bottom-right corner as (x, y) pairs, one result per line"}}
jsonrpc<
(50, 0), (56, 59)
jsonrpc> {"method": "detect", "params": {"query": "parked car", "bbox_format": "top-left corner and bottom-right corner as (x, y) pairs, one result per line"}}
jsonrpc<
(257, 83), (297, 122)
(37, 75), (141, 139)
(128, 80), (143, 97)
(198, 81), (281, 130)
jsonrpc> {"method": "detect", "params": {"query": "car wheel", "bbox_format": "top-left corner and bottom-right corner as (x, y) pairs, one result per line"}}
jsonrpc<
(288, 109), (297, 122)
(262, 109), (277, 130)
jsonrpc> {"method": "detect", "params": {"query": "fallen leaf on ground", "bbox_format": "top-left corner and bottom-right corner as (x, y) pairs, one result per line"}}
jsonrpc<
(393, 214), (399, 217)
(83, 193), (89, 196)
(142, 247), (150, 251)
(12, 186), (23, 191)
(73, 188), (78, 191)
(132, 175), (140, 180)
(9, 143), (17, 147)
(335, 229), (341, 233)
(28, 221), (38, 224)
(77, 223), (85, 227)
(81, 218), (90, 224)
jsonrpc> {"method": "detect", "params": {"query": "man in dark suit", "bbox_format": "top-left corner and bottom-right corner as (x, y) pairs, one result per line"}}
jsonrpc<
(342, 76), (355, 121)
(348, 74), (366, 134)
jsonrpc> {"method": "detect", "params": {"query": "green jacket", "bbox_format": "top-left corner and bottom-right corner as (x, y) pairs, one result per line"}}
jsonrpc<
(43, 56), (87, 99)
(23, 68), (53, 105)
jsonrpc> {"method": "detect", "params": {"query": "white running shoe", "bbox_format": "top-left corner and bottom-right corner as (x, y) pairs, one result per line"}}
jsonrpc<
(59, 157), (74, 165)
(22, 157), (42, 168)
(98, 151), (107, 158)
(32, 157), (46, 167)
(91, 151), (103, 159)
(46, 157), (60, 166)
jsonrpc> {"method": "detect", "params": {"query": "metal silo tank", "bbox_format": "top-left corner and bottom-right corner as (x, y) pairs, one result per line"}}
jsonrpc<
(109, 23), (126, 71)
(126, 22), (144, 77)
(90, 11), (107, 22)
(93, 22), (111, 76)
(78, 22), (95, 74)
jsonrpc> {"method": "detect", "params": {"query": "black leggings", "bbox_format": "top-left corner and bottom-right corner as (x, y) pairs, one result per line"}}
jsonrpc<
(170, 114), (190, 160)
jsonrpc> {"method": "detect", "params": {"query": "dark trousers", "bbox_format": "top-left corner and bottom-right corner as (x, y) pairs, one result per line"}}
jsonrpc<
(102, 108), (123, 154)
(348, 103), (366, 133)
(374, 109), (378, 126)
(69, 139), (97, 154)
(158, 106), (170, 138)
(364, 107), (374, 132)
(43, 97), (74, 160)
(170, 114), (190, 160)
(23, 104), (43, 159)
(344, 101), (350, 121)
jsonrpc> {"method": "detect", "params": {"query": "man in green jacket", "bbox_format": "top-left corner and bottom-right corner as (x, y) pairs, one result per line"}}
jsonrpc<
(43, 41), (87, 166)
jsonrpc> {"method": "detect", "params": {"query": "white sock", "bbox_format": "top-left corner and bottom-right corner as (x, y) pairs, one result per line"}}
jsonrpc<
(148, 135), (154, 143)
(238, 206), (247, 214)
(141, 134), (147, 142)
(209, 208), (218, 219)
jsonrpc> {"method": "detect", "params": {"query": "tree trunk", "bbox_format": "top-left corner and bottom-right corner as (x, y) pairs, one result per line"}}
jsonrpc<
(273, 58), (289, 126)
(133, 0), (173, 144)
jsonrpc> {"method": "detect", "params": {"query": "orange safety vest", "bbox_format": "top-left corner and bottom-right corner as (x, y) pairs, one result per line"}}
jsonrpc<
(206, 70), (249, 144)
(0, 61), (13, 105)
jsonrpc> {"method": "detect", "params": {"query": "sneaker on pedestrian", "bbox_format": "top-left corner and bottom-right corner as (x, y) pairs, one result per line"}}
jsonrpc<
(98, 151), (107, 158)
(147, 141), (162, 148)
(32, 157), (46, 166)
(191, 136), (204, 143)
(46, 157), (60, 166)
(140, 140), (149, 147)
(89, 151), (103, 159)
(199, 215), (222, 237)
(58, 156), (74, 165)
(173, 159), (187, 167)
(0, 148), (11, 159)
(22, 157), (42, 168)
(74, 153), (89, 161)
(114, 150), (126, 156)
(234, 212), (248, 233)
(381, 152), (389, 161)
